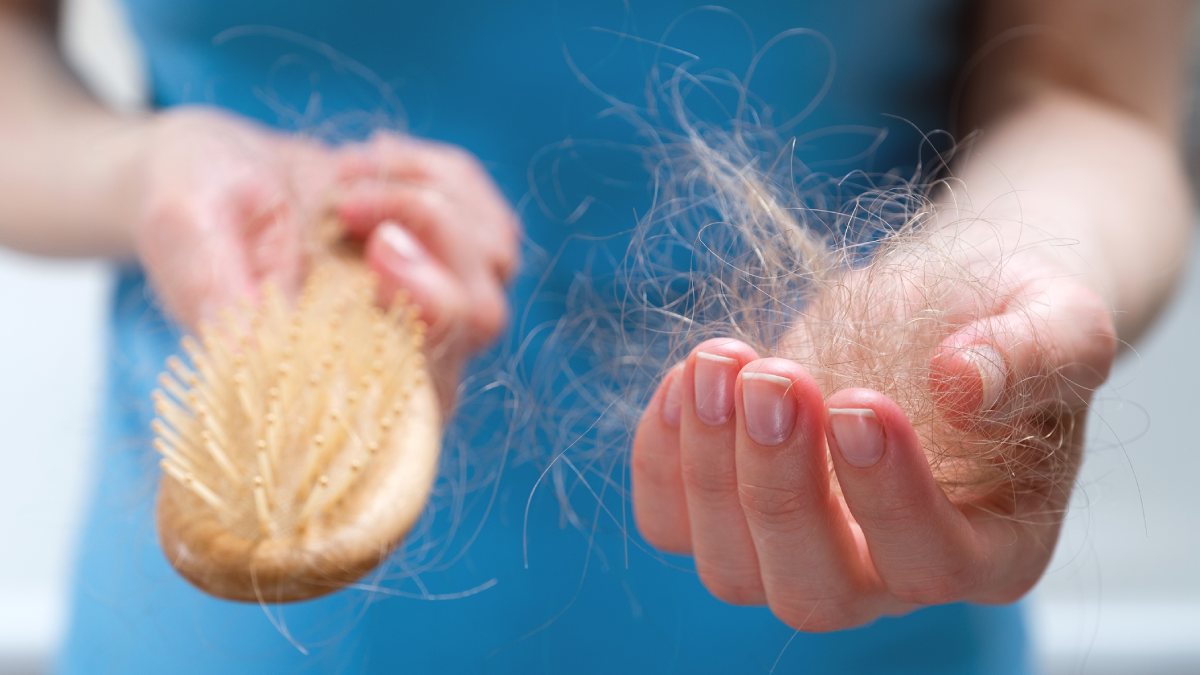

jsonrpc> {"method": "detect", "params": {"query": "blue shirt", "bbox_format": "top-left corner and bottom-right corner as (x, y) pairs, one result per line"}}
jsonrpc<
(60, 2), (1031, 673)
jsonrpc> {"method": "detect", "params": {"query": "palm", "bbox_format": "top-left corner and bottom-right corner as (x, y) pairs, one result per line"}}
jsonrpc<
(630, 244), (1115, 629)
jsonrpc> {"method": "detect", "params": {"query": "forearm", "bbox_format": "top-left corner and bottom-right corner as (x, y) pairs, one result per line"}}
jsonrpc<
(0, 4), (147, 258)
(929, 0), (1194, 344)
(934, 90), (1193, 343)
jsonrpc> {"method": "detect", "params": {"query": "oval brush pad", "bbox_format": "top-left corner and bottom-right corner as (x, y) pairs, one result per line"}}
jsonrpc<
(152, 256), (441, 603)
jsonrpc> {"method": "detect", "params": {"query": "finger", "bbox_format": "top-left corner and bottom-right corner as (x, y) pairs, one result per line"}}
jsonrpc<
(334, 179), (517, 288)
(733, 359), (879, 630)
(336, 135), (521, 278)
(929, 278), (1116, 421)
(631, 363), (691, 554)
(336, 134), (508, 222)
(678, 338), (765, 605)
(138, 202), (255, 331)
(335, 180), (453, 240)
(365, 222), (474, 351)
(966, 487), (1071, 604)
(335, 133), (432, 183)
(826, 388), (987, 606)
(231, 178), (305, 298)
(348, 181), (511, 343)
(340, 132), (493, 200)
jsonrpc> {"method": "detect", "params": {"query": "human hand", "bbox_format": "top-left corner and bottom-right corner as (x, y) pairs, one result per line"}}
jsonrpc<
(130, 108), (518, 400)
(630, 246), (1116, 630)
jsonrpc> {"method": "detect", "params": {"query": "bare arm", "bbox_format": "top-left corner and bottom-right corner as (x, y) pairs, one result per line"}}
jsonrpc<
(0, 0), (149, 257)
(943, 0), (1194, 343)
(630, 0), (1196, 630)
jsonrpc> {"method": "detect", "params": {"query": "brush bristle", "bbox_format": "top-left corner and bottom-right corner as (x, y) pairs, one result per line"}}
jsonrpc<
(152, 258), (442, 602)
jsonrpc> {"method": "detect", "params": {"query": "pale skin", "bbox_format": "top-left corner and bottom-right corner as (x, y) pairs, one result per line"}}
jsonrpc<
(0, 0), (519, 403)
(0, 0), (1193, 635)
(632, 0), (1194, 631)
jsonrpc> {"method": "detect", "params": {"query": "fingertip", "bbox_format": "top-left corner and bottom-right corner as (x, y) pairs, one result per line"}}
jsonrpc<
(737, 356), (817, 388)
(368, 221), (430, 275)
(736, 357), (823, 448)
(685, 339), (758, 427)
(660, 362), (685, 428)
(632, 362), (691, 554)
(825, 389), (921, 471)
(365, 222), (460, 331)
(334, 185), (383, 236)
(688, 338), (758, 365)
(929, 339), (1009, 423)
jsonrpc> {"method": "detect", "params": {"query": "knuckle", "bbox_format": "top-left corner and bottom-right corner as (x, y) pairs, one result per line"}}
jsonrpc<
(141, 196), (189, 229)
(737, 482), (814, 528)
(680, 459), (737, 502)
(772, 602), (863, 633)
(1070, 288), (1118, 385)
(444, 145), (480, 168)
(887, 561), (980, 606)
(422, 142), (482, 177)
(640, 530), (686, 555)
(634, 515), (689, 555)
(498, 214), (523, 252)
(696, 565), (764, 606)
(494, 250), (519, 283)
(471, 296), (509, 344)
(853, 495), (927, 535)
(369, 130), (406, 152)
(1031, 282), (1118, 402)
(433, 143), (483, 172)
(411, 187), (453, 219)
(977, 575), (1038, 605)
(631, 444), (678, 489)
(782, 613), (837, 633)
(489, 230), (521, 282)
(502, 210), (523, 236)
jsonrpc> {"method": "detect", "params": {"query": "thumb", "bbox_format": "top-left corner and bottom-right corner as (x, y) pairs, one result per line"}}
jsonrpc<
(928, 278), (1117, 423)
(364, 221), (471, 410)
(139, 210), (256, 331)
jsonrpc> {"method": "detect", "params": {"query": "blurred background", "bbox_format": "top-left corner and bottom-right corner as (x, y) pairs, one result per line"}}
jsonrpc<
(1, 1), (1197, 673)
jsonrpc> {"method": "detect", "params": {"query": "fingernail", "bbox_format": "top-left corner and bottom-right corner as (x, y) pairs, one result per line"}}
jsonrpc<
(828, 408), (885, 468)
(378, 221), (425, 262)
(661, 369), (683, 428)
(741, 372), (797, 446)
(962, 345), (1006, 412)
(694, 351), (737, 425)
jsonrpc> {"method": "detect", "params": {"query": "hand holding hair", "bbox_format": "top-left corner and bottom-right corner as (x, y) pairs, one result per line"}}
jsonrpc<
(625, 0), (1190, 628)
(632, 240), (1115, 629)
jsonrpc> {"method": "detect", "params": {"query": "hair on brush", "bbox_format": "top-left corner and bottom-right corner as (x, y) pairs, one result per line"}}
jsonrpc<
(151, 248), (442, 603)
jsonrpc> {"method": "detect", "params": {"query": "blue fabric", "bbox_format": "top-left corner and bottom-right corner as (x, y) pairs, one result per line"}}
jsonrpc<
(60, 2), (1032, 673)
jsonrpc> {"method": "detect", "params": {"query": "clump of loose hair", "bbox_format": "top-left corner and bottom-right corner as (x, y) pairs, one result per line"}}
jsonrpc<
(527, 61), (1079, 527)
(653, 128), (1072, 504)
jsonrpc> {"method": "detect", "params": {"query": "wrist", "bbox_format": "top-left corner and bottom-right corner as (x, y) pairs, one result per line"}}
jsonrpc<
(925, 189), (1119, 309)
(87, 110), (157, 258)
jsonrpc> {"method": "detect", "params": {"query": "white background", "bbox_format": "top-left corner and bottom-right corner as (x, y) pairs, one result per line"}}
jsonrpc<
(1, 1), (1197, 672)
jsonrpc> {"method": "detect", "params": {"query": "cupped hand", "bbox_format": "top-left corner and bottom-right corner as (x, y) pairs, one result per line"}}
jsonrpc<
(630, 249), (1117, 630)
(130, 108), (519, 401)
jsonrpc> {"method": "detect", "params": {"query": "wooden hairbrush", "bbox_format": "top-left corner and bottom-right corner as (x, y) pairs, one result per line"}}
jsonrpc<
(151, 245), (441, 603)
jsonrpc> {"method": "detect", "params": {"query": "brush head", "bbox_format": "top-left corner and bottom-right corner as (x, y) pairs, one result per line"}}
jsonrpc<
(152, 258), (441, 603)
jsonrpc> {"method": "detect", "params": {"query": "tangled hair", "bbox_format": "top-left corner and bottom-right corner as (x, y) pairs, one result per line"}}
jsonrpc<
(525, 56), (1080, 528)
(116, 22), (1089, 624)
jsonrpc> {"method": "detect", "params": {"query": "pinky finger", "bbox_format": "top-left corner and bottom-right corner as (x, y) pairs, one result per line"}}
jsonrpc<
(631, 364), (692, 553)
